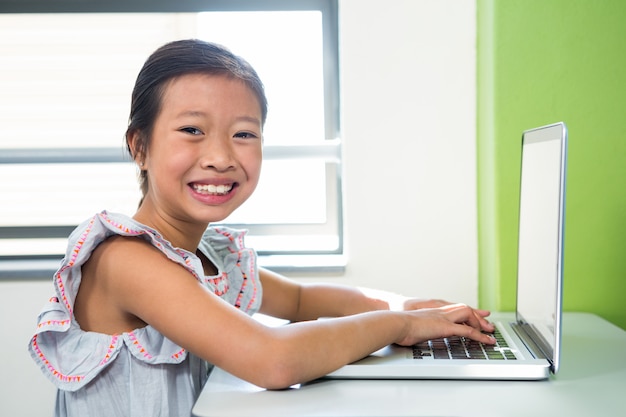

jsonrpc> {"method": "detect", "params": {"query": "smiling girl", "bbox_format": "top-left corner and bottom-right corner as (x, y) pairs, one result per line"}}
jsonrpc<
(29, 40), (494, 417)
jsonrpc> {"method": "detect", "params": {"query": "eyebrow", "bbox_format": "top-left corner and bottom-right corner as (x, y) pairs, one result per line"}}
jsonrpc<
(235, 115), (263, 125)
(176, 110), (207, 118)
(176, 111), (261, 125)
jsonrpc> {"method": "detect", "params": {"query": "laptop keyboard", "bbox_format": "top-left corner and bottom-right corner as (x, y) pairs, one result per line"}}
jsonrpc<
(412, 328), (517, 360)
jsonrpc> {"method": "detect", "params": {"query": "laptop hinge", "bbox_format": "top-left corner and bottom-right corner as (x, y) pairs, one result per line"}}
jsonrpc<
(510, 321), (553, 368)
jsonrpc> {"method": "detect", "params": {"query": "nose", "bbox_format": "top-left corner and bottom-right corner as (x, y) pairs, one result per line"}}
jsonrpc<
(200, 136), (236, 172)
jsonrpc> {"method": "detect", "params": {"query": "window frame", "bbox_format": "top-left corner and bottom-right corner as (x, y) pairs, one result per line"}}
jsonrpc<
(0, 0), (343, 274)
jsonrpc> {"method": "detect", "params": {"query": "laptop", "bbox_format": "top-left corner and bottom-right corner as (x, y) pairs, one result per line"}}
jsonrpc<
(327, 122), (568, 381)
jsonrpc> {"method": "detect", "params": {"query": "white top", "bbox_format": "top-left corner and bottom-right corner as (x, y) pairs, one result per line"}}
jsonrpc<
(28, 211), (263, 417)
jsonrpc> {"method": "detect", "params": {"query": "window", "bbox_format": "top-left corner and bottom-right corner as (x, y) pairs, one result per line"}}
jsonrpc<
(0, 0), (341, 270)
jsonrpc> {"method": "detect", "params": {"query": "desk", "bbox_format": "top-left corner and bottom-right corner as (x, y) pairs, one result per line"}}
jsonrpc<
(192, 313), (626, 417)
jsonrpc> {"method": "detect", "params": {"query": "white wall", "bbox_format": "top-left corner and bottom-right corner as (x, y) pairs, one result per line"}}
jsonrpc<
(0, 280), (57, 416)
(0, 1), (477, 415)
(303, 0), (478, 305)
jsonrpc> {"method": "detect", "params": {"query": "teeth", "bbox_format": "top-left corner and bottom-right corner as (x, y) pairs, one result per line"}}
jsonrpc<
(193, 183), (233, 195)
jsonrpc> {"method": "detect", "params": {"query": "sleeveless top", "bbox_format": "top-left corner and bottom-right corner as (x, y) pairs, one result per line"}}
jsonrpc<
(28, 211), (262, 417)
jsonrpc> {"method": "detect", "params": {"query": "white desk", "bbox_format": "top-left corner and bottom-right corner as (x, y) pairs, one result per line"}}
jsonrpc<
(192, 313), (626, 417)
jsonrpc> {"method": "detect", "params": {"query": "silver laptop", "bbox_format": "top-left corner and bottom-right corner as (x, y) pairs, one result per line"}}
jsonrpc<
(327, 122), (568, 380)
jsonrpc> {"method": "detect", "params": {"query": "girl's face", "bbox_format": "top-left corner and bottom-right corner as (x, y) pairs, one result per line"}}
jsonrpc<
(139, 73), (263, 226)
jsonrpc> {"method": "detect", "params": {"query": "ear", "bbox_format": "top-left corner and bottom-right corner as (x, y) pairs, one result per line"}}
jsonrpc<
(127, 131), (145, 169)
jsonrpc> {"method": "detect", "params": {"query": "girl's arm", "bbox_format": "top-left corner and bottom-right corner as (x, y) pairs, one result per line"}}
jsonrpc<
(257, 268), (493, 328)
(88, 237), (494, 390)
(257, 267), (390, 321)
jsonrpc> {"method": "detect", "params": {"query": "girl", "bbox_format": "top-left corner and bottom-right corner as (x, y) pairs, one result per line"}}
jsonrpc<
(29, 39), (495, 417)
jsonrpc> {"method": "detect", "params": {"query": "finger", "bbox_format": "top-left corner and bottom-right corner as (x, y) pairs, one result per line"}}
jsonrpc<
(473, 310), (495, 332)
(452, 306), (495, 335)
(463, 309), (484, 331)
(442, 304), (483, 330)
(444, 304), (494, 333)
(455, 322), (497, 345)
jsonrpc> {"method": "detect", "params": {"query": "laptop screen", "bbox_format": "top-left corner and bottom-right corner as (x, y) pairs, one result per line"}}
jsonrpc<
(515, 122), (567, 369)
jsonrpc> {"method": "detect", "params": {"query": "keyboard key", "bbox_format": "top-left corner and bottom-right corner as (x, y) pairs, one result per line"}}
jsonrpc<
(412, 328), (517, 361)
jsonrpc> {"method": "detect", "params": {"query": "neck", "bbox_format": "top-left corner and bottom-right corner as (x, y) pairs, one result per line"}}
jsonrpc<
(133, 201), (207, 253)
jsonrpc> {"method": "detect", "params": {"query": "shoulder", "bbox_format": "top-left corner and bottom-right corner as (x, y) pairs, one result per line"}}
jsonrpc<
(88, 232), (198, 298)
(69, 210), (187, 290)
(69, 211), (199, 279)
(90, 233), (166, 269)
(85, 235), (162, 286)
(77, 229), (205, 334)
(73, 212), (203, 333)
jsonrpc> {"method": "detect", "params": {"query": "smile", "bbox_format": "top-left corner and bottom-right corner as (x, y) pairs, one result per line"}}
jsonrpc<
(192, 183), (234, 196)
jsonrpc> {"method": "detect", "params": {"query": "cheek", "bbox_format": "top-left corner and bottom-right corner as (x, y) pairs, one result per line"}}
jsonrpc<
(247, 151), (263, 185)
(147, 147), (195, 185)
(165, 150), (195, 172)
(158, 139), (196, 165)
(237, 143), (262, 175)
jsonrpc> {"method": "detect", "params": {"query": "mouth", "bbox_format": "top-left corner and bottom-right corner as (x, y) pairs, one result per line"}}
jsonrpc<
(191, 183), (235, 196)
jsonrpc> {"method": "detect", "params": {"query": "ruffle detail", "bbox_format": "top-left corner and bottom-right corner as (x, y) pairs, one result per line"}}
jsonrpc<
(30, 321), (123, 391)
(200, 227), (260, 311)
(28, 210), (262, 391)
(123, 327), (188, 364)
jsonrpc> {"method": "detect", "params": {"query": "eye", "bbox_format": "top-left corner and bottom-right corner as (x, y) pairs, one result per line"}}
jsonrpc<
(234, 131), (259, 139)
(180, 126), (203, 136)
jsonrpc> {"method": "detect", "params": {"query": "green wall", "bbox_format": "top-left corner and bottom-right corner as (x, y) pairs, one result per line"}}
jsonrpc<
(477, 0), (626, 329)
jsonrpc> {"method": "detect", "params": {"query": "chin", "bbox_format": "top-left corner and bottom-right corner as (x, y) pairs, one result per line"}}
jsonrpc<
(198, 208), (236, 225)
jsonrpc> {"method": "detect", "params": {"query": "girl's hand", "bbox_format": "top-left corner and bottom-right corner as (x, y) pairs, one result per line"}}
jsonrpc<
(402, 298), (494, 337)
(394, 303), (496, 347)
(401, 298), (453, 310)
